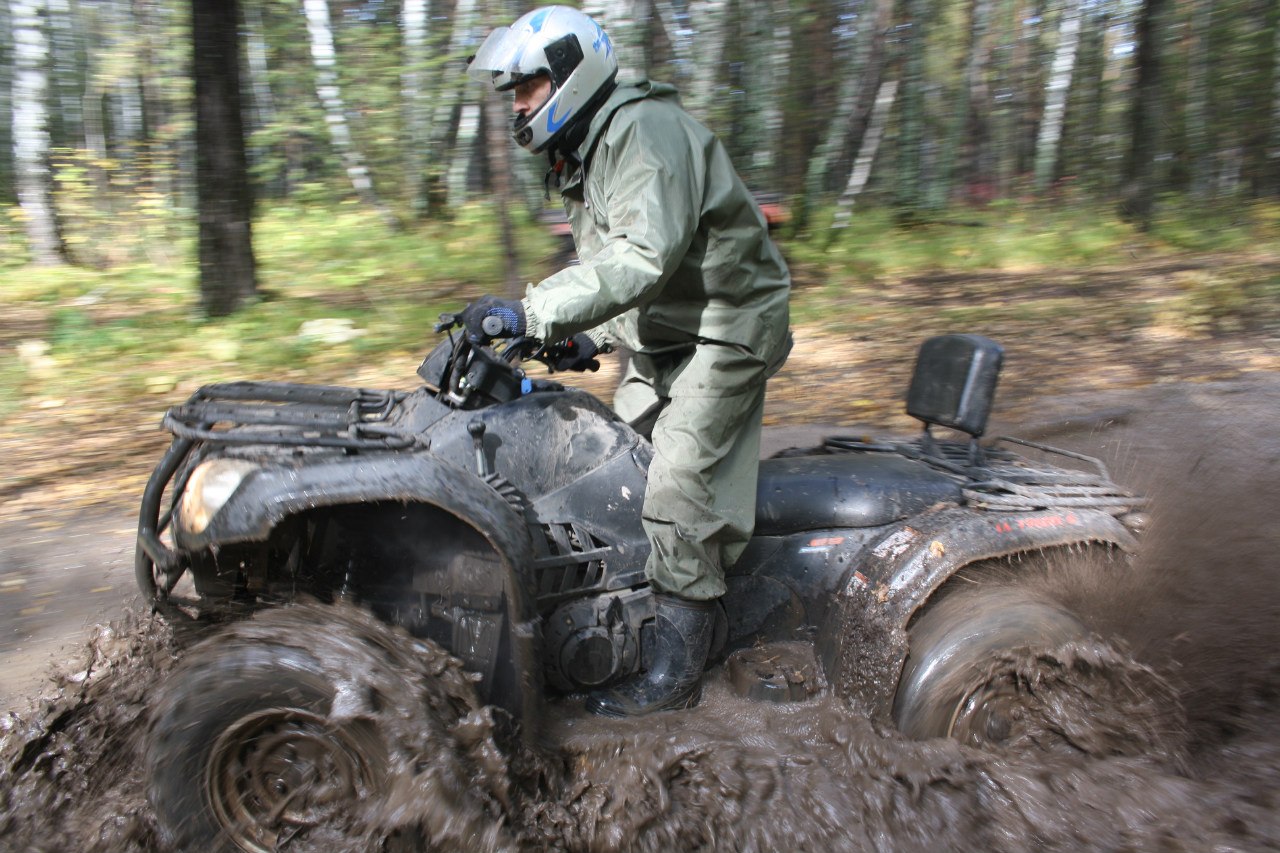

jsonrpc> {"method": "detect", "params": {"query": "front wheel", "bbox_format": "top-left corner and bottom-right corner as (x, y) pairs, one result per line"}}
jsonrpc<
(148, 641), (388, 852)
(146, 604), (494, 853)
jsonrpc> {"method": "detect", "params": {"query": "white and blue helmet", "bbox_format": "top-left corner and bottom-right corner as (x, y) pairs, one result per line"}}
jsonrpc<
(467, 6), (618, 153)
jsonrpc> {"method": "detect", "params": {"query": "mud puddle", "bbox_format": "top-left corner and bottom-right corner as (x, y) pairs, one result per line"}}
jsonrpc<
(2, 376), (1278, 852)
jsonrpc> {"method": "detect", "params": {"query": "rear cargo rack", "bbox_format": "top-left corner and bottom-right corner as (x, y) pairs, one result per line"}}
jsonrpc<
(163, 381), (415, 450)
(823, 434), (1145, 514)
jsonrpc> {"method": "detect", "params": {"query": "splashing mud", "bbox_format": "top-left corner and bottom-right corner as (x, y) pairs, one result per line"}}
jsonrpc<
(2, 376), (1278, 852)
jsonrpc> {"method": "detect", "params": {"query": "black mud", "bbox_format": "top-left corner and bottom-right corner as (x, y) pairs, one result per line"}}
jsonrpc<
(2, 376), (1278, 852)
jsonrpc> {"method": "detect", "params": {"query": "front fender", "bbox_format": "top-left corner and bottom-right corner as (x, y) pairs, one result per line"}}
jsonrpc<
(177, 450), (542, 736)
(820, 506), (1137, 721)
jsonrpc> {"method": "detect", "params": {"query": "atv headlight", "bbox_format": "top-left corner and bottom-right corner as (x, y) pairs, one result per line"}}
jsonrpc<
(178, 459), (259, 535)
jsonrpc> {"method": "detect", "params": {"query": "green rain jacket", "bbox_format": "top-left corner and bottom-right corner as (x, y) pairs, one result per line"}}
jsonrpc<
(521, 81), (792, 395)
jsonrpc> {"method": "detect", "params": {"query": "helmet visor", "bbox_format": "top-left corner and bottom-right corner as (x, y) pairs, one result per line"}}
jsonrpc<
(467, 25), (539, 86)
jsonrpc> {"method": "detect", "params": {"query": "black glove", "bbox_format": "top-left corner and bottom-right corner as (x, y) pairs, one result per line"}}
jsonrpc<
(458, 296), (526, 340)
(544, 333), (600, 372)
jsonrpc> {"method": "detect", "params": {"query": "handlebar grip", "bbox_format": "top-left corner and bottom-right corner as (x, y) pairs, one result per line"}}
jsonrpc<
(481, 315), (506, 337)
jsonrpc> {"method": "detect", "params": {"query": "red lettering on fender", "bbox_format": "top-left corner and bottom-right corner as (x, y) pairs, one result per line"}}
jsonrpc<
(995, 512), (1084, 535)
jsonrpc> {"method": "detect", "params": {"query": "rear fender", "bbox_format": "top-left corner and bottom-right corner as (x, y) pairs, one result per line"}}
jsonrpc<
(819, 506), (1136, 721)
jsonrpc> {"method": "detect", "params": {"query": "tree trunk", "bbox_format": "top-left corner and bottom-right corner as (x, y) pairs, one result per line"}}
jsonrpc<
(1033, 0), (1084, 191)
(832, 78), (898, 233)
(484, 88), (521, 296)
(193, 0), (256, 316)
(0, 3), (11, 203)
(447, 100), (481, 207)
(958, 0), (995, 203)
(401, 0), (430, 215)
(244, 4), (277, 136)
(1181, 0), (1213, 197)
(896, 0), (927, 215)
(423, 0), (478, 217)
(1268, 4), (1280, 196)
(802, 0), (891, 219)
(11, 0), (65, 265)
(302, 0), (393, 223)
(684, 0), (730, 119)
(47, 0), (80, 159)
(1119, 0), (1168, 229)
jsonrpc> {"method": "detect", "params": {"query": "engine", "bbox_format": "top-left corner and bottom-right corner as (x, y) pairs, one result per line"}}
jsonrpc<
(542, 589), (653, 692)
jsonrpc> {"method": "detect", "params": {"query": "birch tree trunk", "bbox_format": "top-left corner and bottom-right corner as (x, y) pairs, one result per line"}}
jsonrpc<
(244, 4), (277, 137)
(1033, 0), (1084, 191)
(832, 78), (898, 233)
(423, 0), (478, 216)
(684, 0), (730, 119)
(302, 0), (393, 222)
(803, 0), (892, 213)
(447, 101), (481, 207)
(12, 0), (65, 265)
(0, 3), (13, 199)
(652, 0), (694, 93)
(401, 0), (430, 215)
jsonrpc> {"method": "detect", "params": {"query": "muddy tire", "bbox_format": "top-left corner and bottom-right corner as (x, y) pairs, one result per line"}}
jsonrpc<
(146, 603), (500, 853)
(147, 640), (389, 852)
(892, 586), (1089, 747)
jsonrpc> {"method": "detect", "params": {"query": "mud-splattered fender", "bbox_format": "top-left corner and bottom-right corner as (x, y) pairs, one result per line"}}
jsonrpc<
(818, 505), (1138, 722)
(176, 451), (543, 733)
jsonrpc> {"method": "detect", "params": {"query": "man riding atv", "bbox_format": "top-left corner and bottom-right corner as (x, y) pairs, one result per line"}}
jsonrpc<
(461, 5), (792, 717)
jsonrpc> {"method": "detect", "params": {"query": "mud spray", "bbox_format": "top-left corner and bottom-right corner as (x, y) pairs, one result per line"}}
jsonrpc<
(1, 377), (1277, 852)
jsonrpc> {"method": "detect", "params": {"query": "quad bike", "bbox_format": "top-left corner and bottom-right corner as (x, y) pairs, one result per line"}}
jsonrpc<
(136, 328), (1148, 851)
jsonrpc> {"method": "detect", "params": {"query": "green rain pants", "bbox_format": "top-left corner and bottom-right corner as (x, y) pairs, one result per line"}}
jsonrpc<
(612, 343), (769, 601)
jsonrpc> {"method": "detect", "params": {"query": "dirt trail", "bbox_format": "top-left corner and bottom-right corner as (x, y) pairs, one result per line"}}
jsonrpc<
(0, 371), (1277, 851)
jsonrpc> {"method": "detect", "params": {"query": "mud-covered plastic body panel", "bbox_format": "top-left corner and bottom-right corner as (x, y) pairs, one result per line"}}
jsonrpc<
(818, 504), (1138, 721)
(754, 453), (964, 534)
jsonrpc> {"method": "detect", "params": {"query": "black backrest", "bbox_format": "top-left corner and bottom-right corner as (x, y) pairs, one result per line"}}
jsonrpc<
(905, 334), (1004, 437)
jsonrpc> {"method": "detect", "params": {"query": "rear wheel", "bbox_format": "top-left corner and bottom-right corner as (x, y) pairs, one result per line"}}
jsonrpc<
(892, 572), (1184, 756)
(892, 586), (1087, 747)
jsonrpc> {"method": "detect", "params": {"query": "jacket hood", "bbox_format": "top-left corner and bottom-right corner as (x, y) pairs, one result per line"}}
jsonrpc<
(569, 80), (681, 172)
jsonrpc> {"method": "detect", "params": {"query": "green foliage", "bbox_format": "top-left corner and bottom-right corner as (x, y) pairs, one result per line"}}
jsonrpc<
(783, 198), (1280, 338)
(50, 148), (192, 268)
(790, 202), (1147, 277)
(0, 203), (559, 413)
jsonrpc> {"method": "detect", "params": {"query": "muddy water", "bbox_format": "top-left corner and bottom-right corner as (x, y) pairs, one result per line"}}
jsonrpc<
(2, 376), (1278, 852)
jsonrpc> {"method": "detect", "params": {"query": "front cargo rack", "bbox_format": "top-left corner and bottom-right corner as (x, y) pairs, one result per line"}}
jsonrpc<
(139, 381), (415, 614)
(163, 381), (415, 450)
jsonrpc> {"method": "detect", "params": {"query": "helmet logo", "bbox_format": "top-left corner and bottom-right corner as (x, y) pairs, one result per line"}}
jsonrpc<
(528, 7), (551, 31)
(592, 23), (612, 56)
(546, 100), (574, 134)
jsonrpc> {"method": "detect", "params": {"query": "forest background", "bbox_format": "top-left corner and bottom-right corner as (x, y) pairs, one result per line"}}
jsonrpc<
(1, 0), (1278, 520)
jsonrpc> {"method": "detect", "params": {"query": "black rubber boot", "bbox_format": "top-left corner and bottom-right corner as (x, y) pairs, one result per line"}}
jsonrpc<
(586, 593), (716, 717)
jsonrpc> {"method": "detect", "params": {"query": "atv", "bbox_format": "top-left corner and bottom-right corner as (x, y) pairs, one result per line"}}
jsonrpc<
(136, 328), (1147, 850)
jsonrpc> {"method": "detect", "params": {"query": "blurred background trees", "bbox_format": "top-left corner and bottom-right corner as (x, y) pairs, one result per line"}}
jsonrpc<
(2, 0), (1278, 313)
